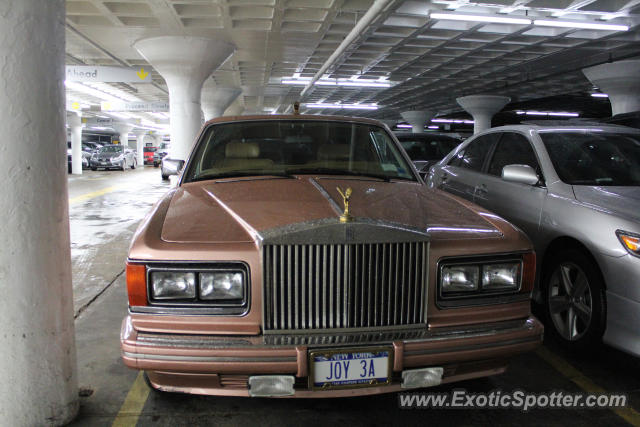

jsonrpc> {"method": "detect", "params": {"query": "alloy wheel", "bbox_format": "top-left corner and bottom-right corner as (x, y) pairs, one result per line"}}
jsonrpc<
(547, 262), (593, 341)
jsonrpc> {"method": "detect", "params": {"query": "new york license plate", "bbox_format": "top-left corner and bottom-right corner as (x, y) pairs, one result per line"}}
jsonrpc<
(309, 347), (392, 390)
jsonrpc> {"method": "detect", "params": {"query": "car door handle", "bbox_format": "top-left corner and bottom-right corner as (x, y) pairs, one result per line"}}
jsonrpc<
(441, 172), (449, 184)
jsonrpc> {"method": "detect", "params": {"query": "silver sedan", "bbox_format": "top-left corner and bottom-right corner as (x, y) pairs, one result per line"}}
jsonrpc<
(427, 124), (640, 356)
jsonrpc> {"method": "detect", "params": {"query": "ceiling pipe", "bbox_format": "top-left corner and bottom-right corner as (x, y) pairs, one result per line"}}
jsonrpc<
(299, 0), (393, 100)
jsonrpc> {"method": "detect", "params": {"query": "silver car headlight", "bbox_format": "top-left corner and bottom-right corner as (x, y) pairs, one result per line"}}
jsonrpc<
(482, 262), (521, 290)
(146, 265), (249, 313)
(150, 271), (196, 299)
(199, 272), (244, 300)
(440, 259), (522, 298)
(441, 265), (479, 293)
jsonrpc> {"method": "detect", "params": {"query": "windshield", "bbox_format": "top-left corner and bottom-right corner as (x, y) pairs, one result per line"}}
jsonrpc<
(540, 131), (640, 186)
(184, 120), (416, 182)
(397, 135), (459, 161)
(98, 146), (123, 153)
(144, 147), (157, 152)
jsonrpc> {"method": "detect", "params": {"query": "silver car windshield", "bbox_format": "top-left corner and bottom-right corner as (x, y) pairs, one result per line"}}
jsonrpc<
(184, 120), (416, 182)
(99, 146), (123, 153)
(539, 131), (640, 186)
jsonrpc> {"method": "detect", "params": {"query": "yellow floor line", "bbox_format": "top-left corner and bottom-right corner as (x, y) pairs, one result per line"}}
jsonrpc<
(111, 372), (151, 427)
(69, 186), (119, 205)
(537, 346), (640, 426)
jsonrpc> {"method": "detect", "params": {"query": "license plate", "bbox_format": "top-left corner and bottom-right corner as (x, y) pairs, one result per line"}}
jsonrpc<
(101, 162), (107, 165)
(309, 347), (392, 390)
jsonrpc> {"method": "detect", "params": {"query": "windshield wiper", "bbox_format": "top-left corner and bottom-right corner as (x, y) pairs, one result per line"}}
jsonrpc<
(190, 171), (296, 182)
(285, 167), (405, 182)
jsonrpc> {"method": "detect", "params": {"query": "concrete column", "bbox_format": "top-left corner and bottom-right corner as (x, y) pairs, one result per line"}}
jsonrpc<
(202, 85), (241, 121)
(0, 1), (78, 425)
(583, 60), (640, 116)
(401, 110), (435, 133)
(134, 37), (235, 160)
(113, 122), (134, 149)
(457, 95), (510, 134)
(134, 129), (146, 167)
(68, 112), (83, 175)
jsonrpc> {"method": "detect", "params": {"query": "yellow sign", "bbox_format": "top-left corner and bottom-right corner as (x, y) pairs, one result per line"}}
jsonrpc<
(137, 67), (149, 80)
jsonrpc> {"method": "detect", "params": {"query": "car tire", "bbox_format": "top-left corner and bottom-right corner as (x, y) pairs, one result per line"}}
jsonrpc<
(542, 248), (606, 352)
(154, 162), (159, 168)
(91, 167), (97, 171)
(131, 159), (136, 169)
(161, 173), (169, 181)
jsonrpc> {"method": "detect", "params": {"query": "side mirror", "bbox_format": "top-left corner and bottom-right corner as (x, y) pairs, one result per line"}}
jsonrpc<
(502, 164), (539, 185)
(162, 158), (186, 176)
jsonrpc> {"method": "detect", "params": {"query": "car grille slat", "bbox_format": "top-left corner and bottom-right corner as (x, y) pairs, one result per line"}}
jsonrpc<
(263, 242), (427, 331)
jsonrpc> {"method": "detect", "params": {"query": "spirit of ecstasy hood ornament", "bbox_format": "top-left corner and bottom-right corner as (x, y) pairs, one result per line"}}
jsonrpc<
(336, 187), (353, 223)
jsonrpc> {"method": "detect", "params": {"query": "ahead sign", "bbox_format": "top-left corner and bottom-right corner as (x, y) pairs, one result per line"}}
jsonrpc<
(66, 66), (151, 83)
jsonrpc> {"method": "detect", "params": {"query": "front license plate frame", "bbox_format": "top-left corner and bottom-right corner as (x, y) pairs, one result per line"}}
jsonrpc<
(308, 346), (393, 390)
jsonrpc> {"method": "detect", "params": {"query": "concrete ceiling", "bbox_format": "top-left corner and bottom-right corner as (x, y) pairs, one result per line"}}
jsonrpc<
(65, 0), (640, 128)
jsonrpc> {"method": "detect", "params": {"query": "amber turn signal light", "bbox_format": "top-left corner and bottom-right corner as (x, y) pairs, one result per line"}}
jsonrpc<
(126, 263), (148, 306)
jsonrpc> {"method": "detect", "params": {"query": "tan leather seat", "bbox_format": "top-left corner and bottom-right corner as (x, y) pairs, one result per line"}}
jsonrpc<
(214, 141), (274, 171)
(317, 144), (350, 161)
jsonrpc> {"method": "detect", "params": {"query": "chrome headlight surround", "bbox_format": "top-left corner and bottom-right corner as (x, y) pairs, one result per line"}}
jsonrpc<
(437, 255), (524, 307)
(146, 263), (250, 314)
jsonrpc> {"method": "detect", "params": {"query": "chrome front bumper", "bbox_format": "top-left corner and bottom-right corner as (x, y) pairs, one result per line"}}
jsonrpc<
(121, 316), (543, 397)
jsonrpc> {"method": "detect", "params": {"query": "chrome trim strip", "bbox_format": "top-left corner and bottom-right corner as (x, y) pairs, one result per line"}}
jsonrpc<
(123, 352), (296, 363)
(403, 336), (541, 357)
(131, 318), (538, 349)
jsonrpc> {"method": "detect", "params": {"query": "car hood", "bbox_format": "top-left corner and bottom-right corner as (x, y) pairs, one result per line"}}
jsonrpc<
(160, 177), (503, 244)
(96, 152), (121, 159)
(573, 186), (640, 222)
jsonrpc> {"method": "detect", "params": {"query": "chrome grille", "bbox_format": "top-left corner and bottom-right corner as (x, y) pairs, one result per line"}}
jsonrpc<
(263, 242), (428, 331)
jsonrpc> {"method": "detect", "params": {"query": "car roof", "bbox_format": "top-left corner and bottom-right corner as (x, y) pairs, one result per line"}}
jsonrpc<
(480, 123), (640, 134)
(394, 131), (461, 139)
(204, 114), (385, 127)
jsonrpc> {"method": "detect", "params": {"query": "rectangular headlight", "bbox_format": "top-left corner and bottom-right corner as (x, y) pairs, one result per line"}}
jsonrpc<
(199, 272), (244, 300)
(482, 262), (521, 291)
(151, 271), (196, 299)
(441, 265), (479, 293)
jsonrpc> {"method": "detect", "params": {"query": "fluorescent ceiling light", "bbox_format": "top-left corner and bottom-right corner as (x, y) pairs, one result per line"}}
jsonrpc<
(534, 19), (628, 31)
(431, 118), (474, 124)
(396, 124), (412, 128)
(591, 93), (609, 98)
(305, 103), (378, 110)
(430, 13), (531, 25)
(516, 110), (579, 117)
(337, 81), (391, 88)
(282, 78), (391, 88)
(428, 125), (439, 129)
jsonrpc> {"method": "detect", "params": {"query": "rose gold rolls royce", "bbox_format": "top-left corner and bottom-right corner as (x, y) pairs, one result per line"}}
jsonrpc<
(121, 115), (543, 397)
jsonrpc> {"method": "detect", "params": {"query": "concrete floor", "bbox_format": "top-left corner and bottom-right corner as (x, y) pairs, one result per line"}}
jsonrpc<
(67, 167), (640, 426)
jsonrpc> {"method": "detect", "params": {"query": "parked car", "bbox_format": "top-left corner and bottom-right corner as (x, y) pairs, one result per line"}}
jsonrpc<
(427, 124), (640, 356)
(121, 115), (542, 397)
(394, 131), (462, 177)
(67, 142), (89, 172)
(143, 146), (158, 166)
(89, 144), (137, 171)
(154, 144), (169, 168)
